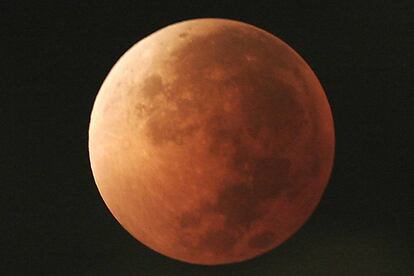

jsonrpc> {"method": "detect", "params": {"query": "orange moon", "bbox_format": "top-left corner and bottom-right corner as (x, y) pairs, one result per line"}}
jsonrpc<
(89, 18), (335, 265)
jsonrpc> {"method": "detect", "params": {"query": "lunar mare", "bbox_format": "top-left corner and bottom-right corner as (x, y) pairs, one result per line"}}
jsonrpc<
(89, 18), (335, 265)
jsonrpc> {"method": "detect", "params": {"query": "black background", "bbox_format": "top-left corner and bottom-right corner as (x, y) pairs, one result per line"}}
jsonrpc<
(3, 1), (412, 275)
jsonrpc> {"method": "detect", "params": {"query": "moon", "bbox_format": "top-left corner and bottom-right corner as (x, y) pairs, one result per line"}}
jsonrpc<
(89, 18), (335, 265)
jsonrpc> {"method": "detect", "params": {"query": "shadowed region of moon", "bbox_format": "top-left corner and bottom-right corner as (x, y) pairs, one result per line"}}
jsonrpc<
(89, 18), (335, 265)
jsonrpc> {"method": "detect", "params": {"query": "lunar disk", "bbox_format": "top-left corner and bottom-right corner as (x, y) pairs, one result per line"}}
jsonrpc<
(89, 18), (335, 265)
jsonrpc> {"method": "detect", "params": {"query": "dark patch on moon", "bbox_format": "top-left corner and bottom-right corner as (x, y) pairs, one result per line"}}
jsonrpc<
(180, 212), (201, 228)
(140, 74), (164, 100)
(248, 231), (275, 249)
(198, 229), (238, 254)
(139, 73), (203, 145)
(211, 157), (291, 230)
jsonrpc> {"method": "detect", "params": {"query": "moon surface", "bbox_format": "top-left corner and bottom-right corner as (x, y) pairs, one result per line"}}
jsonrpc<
(89, 18), (335, 265)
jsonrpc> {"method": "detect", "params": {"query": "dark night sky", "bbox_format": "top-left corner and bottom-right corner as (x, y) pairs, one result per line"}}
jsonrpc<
(3, 1), (412, 275)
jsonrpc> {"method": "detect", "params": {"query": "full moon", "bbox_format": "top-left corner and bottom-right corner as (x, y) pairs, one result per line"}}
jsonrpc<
(89, 18), (335, 265)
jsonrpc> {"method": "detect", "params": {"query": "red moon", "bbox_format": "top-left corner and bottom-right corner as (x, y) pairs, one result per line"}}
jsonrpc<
(89, 18), (335, 265)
